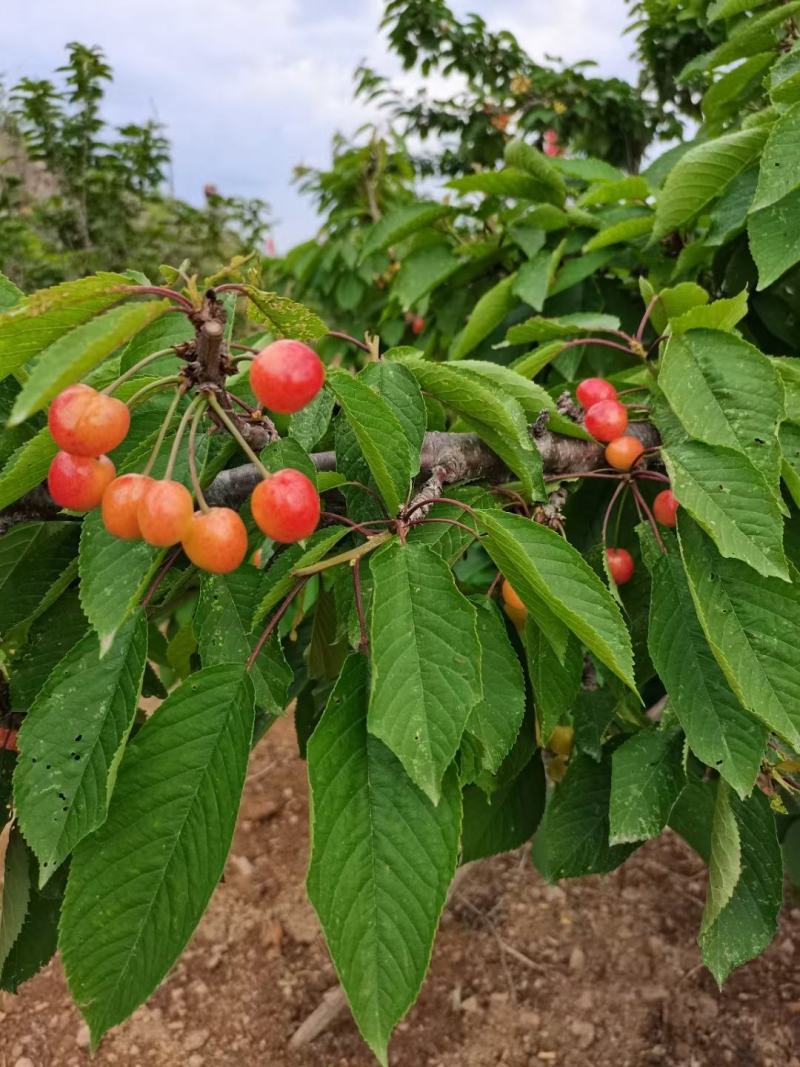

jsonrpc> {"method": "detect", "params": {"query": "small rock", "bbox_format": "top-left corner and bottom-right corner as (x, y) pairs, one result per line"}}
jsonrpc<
(188, 1056), (204, 1067)
(461, 995), (480, 1014)
(229, 854), (254, 879)
(15, 1058), (35, 1067)
(184, 1029), (209, 1053)
(76, 1023), (91, 1049)
(569, 1020), (595, 1050)
(519, 1010), (541, 1028)
(244, 798), (280, 821)
(542, 886), (566, 905)
(568, 946), (585, 972)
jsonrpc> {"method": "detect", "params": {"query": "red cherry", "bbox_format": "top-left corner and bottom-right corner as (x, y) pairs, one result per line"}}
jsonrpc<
(654, 489), (679, 527)
(249, 339), (325, 414)
(605, 435), (644, 471)
(183, 508), (248, 573)
(607, 547), (635, 585)
(101, 473), (152, 540)
(137, 480), (193, 547)
(48, 452), (115, 511)
(251, 469), (320, 543)
(411, 316), (425, 336)
(501, 579), (524, 612)
(0, 726), (18, 752)
(585, 400), (628, 442)
(576, 378), (617, 410)
(48, 384), (130, 456)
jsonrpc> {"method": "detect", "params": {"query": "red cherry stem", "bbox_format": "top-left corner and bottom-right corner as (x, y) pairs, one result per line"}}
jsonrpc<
(102, 348), (177, 394)
(418, 516), (482, 540)
(557, 337), (640, 358)
(230, 342), (260, 356)
(226, 391), (261, 416)
(119, 285), (194, 312)
(141, 547), (183, 609)
(320, 511), (391, 537)
(164, 394), (205, 481)
(188, 399), (210, 513)
(636, 293), (661, 344)
(403, 495), (479, 522)
(631, 480), (667, 555)
(491, 485), (531, 516)
(486, 570), (503, 598)
(246, 578), (310, 671)
(545, 470), (621, 482)
(601, 479), (627, 551)
(327, 330), (372, 354)
(206, 392), (270, 479)
(143, 384), (187, 477)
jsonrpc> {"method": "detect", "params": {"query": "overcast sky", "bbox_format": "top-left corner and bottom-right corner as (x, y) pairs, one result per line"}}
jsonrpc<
(3, 0), (636, 248)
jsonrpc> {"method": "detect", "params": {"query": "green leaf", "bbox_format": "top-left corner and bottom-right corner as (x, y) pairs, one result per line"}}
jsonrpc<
(679, 516), (800, 749)
(578, 176), (650, 207)
(368, 542), (482, 803)
(361, 360), (426, 468)
(504, 140), (567, 204)
(513, 250), (552, 312)
(679, 2), (800, 78)
(702, 781), (741, 938)
(360, 202), (453, 260)
(531, 752), (636, 880)
(653, 127), (767, 239)
(0, 830), (31, 973)
(289, 386), (335, 451)
(59, 664), (255, 1045)
(669, 292), (749, 334)
(583, 214), (654, 252)
(78, 511), (162, 655)
(450, 274), (517, 361)
(307, 655), (461, 1066)
(251, 526), (350, 628)
(14, 614), (147, 882)
(609, 727), (685, 845)
(477, 510), (636, 692)
(241, 285), (327, 343)
(524, 620), (583, 741)
(392, 244), (460, 309)
(702, 53), (773, 126)
(0, 835), (66, 993)
(0, 272), (131, 382)
(259, 435), (317, 482)
(638, 279), (709, 334)
(8, 300), (170, 425)
(752, 101), (800, 212)
(0, 272), (23, 312)
(448, 168), (557, 203)
(327, 367), (412, 514)
(0, 521), (79, 638)
(780, 420), (800, 505)
(196, 570), (291, 717)
(768, 40), (800, 105)
(549, 250), (615, 297)
(748, 186), (800, 289)
(707, 0), (771, 21)
(506, 312), (621, 345)
(10, 589), (88, 710)
(119, 313), (192, 376)
(642, 529), (766, 798)
(461, 755), (545, 863)
(662, 441), (788, 580)
(509, 340), (567, 379)
(467, 600), (525, 774)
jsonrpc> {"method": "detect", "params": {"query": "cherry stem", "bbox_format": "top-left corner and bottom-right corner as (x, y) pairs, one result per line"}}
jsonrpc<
(486, 571), (502, 598)
(636, 294), (661, 343)
(213, 283), (248, 296)
(143, 384), (186, 477)
(631, 480), (667, 554)
(419, 516), (481, 540)
(327, 330), (371, 354)
(557, 337), (639, 357)
(353, 558), (369, 653)
(226, 392), (260, 416)
(120, 285), (194, 312)
(124, 375), (182, 410)
(601, 479), (627, 550)
(403, 495), (478, 522)
(230, 342), (260, 355)
(188, 399), (210, 513)
(491, 485), (530, 516)
(634, 470), (670, 484)
(246, 579), (309, 671)
(616, 386), (650, 398)
(164, 394), (204, 481)
(103, 348), (176, 395)
(141, 547), (183, 609)
(207, 392), (270, 479)
(320, 511), (390, 537)
(545, 469), (621, 482)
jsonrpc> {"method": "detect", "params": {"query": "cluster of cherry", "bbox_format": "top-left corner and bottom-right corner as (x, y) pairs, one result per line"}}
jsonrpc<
(47, 340), (325, 574)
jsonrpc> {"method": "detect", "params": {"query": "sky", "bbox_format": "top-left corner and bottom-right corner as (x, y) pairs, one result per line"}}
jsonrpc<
(2, 0), (637, 249)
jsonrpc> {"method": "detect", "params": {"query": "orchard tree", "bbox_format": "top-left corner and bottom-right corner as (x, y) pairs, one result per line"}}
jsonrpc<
(2, 1), (800, 1065)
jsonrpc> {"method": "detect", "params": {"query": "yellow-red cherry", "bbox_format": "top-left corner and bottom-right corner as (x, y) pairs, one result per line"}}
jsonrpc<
(501, 578), (525, 612)
(251, 468), (320, 543)
(605, 435), (644, 471)
(585, 400), (628, 442)
(48, 451), (115, 512)
(249, 339), (325, 414)
(48, 384), (130, 456)
(607, 547), (634, 585)
(183, 508), (248, 574)
(654, 489), (679, 527)
(576, 377), (617, 410)
(137, 479), (193, 547)
(101, 473), (152, 540)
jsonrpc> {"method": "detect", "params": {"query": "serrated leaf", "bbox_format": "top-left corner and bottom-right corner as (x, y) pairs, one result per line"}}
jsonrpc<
(669, 292), (748, 335)
(59, 664), (255, 1044)
(368, 542), (482, 803)
(531, 751), (637, 880)
(289, 386), (335, 451)
(662, 441), (788, 580)
(9, 300), (170, 425)
(0, 830), (31, 973)
(477, 510), (636, 692)
(260, 435), (317, 482)
(119, 313), (192, 376)
(0, 521), (79, 638)
(583, 213), (654, 252)
(639, 279), (709, 333)
(406, 488), (496, 563)
(653, 127), (767, 239)
(14, 613), (147, 882)
(0, 272), (23, 312)
(609, 727), (685, 845)
(0, 836), (65, 993)
(707, 0), (771, 20)
(679, 515), (800, 749)
(780, 420), (800, 505)
(450, 273), (517, 361)
(752, 100), (800, 212)
(251, 526), (349, 628)
(768, 40), (800, 105)
(461, 755), (545, 863)
(196, 570), (290, 716)
(702, 53), (773, 127)
(679, 2), (800, 79)
(702, 780), (741, 936)
(448, 168), (556, 202)
(513, 250), (552, 312)
(504, 140), (567, 204)
(524, 620), (583, 741)
(327, 368), (412, 514)
(506, 312), (621, 345)
(307, 654), (461, 1066)
(361, 360), (426, 468)
(749, 186), (800, 289)
(0, 272), (130, 382)
(549, 250), (615, 297)
(392, 244), (461, 309)
(241, 285), (327, 343)
(467, 600), (525, 774)
(360, 202), (453, 260)
(578, 176), (651, 207)
(642, 528), (766, 798)
(10, 589), (89, 710)
(509, 340), (566, 379)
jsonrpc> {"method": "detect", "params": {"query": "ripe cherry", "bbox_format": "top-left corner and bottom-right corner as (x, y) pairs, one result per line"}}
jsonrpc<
(576, 377), (617, 410)
(137, 480), (193, 547)
(585, 400), (628, 442)
(48, 384), (130, 456)
(48, 451), (115, 512)
(0, 726), (18, 752)
(605, 435), (644, 471)
(607, 547), (635, 585)
(101, 473), (152, 540)
(183, 508), (248, 574)
(249, 339), (325, 414)
(501, 578), (527, 630)
(251, 469), (320, 543)
(654, 489), (679, 527)
(411, 316), (425, 336)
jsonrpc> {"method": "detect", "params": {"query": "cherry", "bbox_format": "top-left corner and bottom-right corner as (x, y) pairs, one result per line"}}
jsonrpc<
(48, 384), (130, 457)
(607, 547), (634, 585)
(605, 435), (644, 471)
(137, 479), (193, 547)
(101, 473), (152, 540)
(501, 577), (527, 630)
(411, 316), (425, 336)
(585, 400), (628, 442)
(249, 339), (325, 414)
(183, 508), (248, 574)
(0, 726), (18, 752)
(251, 468), (320, 543)
(576, 377), (617, 410)
(48, 451), (115, 511)
(654, 489), (679, 527)
(548, 725), (574, 758)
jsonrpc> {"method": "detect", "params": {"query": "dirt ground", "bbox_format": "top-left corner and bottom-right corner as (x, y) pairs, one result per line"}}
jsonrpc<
(2, 715), (799, 1067)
